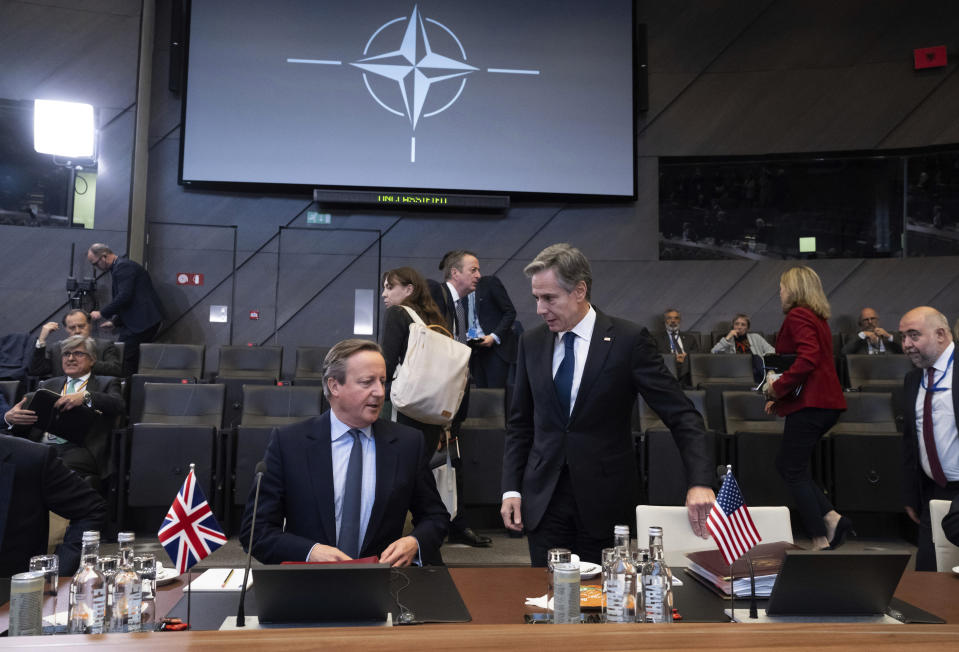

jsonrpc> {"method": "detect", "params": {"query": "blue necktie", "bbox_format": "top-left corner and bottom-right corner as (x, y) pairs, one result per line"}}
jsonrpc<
(338, 429), (363, 558)
(554, 332), (576, 419)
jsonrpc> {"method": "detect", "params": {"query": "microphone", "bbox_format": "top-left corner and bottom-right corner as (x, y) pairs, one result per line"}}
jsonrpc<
(236, 460), (267, 627)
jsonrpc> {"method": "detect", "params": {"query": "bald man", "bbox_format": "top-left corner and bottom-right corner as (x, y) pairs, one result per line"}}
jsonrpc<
(843, 307), (902, 355)
(899, 306), (959, 570)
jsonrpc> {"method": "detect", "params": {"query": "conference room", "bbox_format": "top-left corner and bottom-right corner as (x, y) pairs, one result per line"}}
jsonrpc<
(2, 0), (959, 647)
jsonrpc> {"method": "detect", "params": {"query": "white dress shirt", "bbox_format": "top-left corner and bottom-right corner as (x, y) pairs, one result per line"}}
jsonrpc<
(914, 341), (959, 481)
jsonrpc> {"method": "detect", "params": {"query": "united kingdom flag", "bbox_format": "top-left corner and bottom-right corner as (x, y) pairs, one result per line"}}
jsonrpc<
(157, 468), (226, 573)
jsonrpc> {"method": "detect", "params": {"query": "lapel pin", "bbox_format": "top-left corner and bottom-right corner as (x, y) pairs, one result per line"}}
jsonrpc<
(604, 337), (612, 342)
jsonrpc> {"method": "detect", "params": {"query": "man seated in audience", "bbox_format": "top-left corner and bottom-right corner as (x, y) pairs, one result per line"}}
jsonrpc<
(28, 309), (123, 379)
(4, 335), (125, 482)
(711, 313), (775, 355)
(655, 308), (699, 386)
(0, 435), (107, 577)
(844, 307), (902, 355)
(240, 339), (449, 567)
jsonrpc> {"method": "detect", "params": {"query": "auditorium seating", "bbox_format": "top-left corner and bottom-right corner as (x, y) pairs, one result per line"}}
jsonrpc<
(215, 345), (283, 429)
(116, 383), (225, 530)
(459, 387), (508, 506)
(462, 388), (507, 427)
(292, 346), (330, 413)
(845, 354), (913, 391)
(689, 353), (754, 387)
(225, 384), (324, 531)
(128, 343), (205, 423)
(0, 379), (18, 407)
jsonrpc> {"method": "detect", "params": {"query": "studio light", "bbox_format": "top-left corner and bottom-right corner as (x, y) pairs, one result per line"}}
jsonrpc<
(33, 99), (96, 159)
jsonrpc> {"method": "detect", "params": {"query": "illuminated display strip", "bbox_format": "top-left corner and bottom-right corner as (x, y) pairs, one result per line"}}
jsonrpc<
(314, 189), (509, 210)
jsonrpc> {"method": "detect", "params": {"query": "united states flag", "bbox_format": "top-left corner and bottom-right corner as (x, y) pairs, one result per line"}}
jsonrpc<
(157, 469), (226, 573)
(706, 469), (762, 566)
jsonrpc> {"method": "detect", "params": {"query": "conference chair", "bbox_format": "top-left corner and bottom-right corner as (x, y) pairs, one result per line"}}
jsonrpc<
(929, 499), (959, 572)
(639, 390), (716, 506)
(0, 379), (19, 407)
(722, 391), (799, 509)
(117, 383), (225, 530)
(226, 384), (324, 531)
(689, 353), (756, 434)
(292, 346), (331, 413)
(215, 345), (283, 429)
(845, 354), (913, 391)
(462, 387), (507, 428)
(635, 505), (793, 567)
(660, 354), (679, 381)
(128, 343), (205, 423)
(828, 392), (900, 512)
(457, 389), (509, 505)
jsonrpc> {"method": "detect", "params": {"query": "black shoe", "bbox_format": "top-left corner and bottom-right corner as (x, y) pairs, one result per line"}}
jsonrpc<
(827, 516), (856, 550)
(448, 527), (493, 547)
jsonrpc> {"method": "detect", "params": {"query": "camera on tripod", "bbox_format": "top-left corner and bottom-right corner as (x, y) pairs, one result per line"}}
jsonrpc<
(66, 275), (97, 310)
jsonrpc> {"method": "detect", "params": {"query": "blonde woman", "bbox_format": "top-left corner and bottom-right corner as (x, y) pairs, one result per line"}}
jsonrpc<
(765, 266), (848, 550)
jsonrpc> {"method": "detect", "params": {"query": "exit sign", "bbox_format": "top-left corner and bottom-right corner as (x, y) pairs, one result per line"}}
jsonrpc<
(176, 273), (204, 286)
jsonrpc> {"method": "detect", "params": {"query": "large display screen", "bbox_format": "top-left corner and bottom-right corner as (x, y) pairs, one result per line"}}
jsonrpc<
(179, 0), (636, 198)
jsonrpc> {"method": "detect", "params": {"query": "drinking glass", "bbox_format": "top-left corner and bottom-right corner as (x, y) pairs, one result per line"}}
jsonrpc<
(133, 554), (157, 627)
(28, 555), (58, 633)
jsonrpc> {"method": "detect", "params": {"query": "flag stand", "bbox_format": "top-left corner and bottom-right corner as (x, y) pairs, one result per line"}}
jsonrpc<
(186, 462), (195, 630)
(746, 550), (758, 619)
(728, 562), (734, 622)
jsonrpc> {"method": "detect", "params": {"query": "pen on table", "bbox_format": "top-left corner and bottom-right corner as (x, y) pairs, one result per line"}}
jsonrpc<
(222, 569), (235, 588)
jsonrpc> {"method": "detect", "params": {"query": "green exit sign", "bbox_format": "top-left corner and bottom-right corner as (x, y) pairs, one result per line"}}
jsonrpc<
(307, 211), (331, 224)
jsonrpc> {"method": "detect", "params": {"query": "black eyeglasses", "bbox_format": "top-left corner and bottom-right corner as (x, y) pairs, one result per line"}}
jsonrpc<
(61, 350), (91, 360)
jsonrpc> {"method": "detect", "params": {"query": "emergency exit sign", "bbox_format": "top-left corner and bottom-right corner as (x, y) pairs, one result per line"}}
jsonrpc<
(176, 273), (204, 286)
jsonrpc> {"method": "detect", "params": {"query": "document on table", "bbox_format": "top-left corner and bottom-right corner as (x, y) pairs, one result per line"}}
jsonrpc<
(186, 568), (252, 591)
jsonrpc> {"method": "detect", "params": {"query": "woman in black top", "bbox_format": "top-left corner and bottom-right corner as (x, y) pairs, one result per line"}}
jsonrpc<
(380, 266), (449, 458)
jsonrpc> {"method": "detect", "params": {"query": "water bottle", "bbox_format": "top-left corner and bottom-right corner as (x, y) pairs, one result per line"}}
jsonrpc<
(605, 524), (635, 623)
(109, 563), (142, 632)
(641, 526), (673, 623)
(68, 531), (106, 634)
(117, 532), (136, 566)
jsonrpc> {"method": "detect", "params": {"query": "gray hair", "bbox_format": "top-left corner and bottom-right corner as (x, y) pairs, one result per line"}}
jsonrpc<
(61, 335), (97, 360)
(523, 243), (592, 300)
(321, 339), (383, 399)
(88, 243), (113, 257)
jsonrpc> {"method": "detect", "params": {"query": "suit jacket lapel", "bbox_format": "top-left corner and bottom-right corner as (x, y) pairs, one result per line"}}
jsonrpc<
(305, 414), (337, 546)
(363, 421), (398, 553)
(0, 447), (12, 552)
(570, 309), (614, 423)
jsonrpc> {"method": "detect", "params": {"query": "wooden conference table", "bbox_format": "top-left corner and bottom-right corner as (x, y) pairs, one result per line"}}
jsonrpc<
(2, 567), (957, 649)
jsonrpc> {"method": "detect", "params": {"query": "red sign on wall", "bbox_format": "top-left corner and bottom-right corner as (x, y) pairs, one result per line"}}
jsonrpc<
(914, 45), (947, 70)
(176, 273), (204, 286)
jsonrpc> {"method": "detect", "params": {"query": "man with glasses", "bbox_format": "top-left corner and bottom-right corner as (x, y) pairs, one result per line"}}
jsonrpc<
(28, 309), (122, 379)
(87, 243), (164, 376)
(843, 307), (902, 355)
(4, 335), (125, 482)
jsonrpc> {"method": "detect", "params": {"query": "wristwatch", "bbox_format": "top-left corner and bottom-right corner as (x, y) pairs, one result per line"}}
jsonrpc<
(82, 391), (93, 408)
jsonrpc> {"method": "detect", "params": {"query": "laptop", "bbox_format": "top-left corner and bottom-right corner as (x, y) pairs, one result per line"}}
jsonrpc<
(765, 550), (910, 616)
(253, 563), (394, 623)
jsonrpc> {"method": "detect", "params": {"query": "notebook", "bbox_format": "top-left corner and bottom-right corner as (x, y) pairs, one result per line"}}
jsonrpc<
(765, 550), (910, 616)
(252, 563), (393, 623)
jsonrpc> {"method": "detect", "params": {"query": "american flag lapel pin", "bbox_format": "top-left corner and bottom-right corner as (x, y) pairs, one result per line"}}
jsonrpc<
(604, 337), (612, 342)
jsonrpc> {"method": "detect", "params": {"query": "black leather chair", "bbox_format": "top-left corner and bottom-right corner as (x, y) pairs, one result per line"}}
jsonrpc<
(845, 354), (913, 391)
(215, 345), (283, 429)
(292, 346), (330, 412)
(829, 392), (901, 512)
(457, 425), (507, 506)
(227, 384), (324, 532)
(0, 379), (19, 408)
(462, 387), (507, 428)
(129, 343), (205, 423)
(117, 383), (225, 530)
(689, 354), (756, 438)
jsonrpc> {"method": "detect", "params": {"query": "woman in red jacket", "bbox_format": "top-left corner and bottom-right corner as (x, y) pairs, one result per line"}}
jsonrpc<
(766, 266), (850, 550)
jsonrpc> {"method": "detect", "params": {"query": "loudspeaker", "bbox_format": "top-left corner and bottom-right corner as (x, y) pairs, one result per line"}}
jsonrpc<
(169, 0), (187, 94)
(635, 23), (648, 112)
(830, 433), (903, 512)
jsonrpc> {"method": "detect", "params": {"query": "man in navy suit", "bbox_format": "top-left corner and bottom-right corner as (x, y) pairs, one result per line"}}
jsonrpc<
(899, 306), (959, 571)
(0, 435), (107, 578)
(87, 243), (164, 376)
(429, 250), (517, 388)
(241, 339), (448, 566)
(501, 243), (716, 566)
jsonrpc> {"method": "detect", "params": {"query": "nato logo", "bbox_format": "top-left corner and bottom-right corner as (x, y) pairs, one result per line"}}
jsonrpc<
(288, 5), (538, 162)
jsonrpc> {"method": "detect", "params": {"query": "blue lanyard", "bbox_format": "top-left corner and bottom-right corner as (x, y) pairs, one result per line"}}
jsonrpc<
(920, 349), (954, 392)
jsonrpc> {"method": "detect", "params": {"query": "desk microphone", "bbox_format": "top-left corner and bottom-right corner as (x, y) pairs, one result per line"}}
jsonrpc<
(236, 460), (267, 627)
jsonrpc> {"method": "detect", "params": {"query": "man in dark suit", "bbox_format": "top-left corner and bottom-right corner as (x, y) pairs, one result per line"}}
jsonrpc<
(844, 307), (903, 355)
(501, 244), (716, 566)
(654, 308), (700, 387)
(899, 306), (959, 571)
(28, 309), (122, 379)
(241, 339), (448, 566)
(429, 251), (518, 388)
(87, 243), (164, 376)
(5, 335), (125, 480)
(0, 435), (107, 578)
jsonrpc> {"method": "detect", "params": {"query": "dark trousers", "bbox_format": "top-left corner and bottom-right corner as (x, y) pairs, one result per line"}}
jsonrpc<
(470, 347), (509, 388)
(118, 323), (160, 376)
(776, 407), (841, 538)
(527, 467), (612, 567)
(916, 475), (959, 571)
